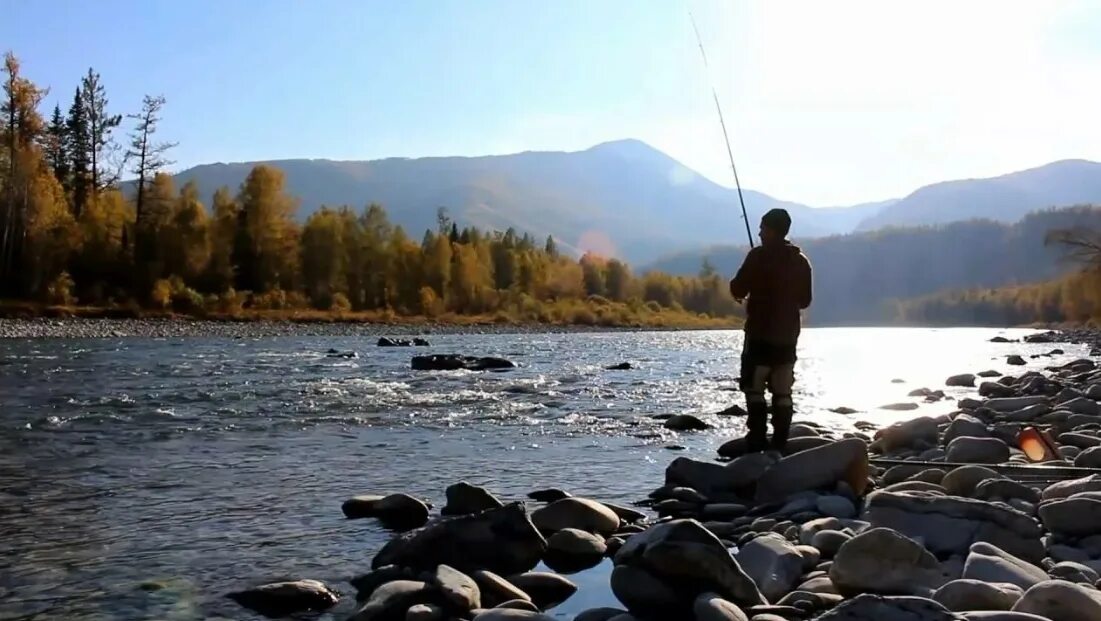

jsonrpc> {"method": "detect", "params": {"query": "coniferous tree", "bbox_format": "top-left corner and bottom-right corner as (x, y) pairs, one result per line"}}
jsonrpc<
(79, 68), (121, 196)
(65, 87), (90, 216)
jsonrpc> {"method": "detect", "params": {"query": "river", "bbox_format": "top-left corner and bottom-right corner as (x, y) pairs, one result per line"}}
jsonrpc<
(0, 327), (1086, 620)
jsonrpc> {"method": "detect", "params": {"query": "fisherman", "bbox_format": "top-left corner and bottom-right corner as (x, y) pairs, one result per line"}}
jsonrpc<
(729, 208), (813, 452)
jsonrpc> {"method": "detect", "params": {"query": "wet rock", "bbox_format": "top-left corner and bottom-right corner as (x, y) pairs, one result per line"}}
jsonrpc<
(991, 336), (1015, 343)
(946, 436), (1011, 464)
(609, 564), (681, 616)
(933, 579), (1023, 612)
(442, 482), (504, 516)
(1050, 561), (1100, 584)
(471, 570), (531, 607)
(602, 502), (647, 524)
(378, 337), (429, 347)
(663, 414), (712, 431)
(1039, 495), (1101, 537)
(962, 542), (1048, 589)
(343, 494), (430, 529)
(817, 495), (857, 519)
(614, 519), (766, 608)
(944, 414), (991, 445)
(405, 603), (444, 621)
(734, 533), (805, 602)
(943, 465), (1002, 496)
(430, 564), (481, 611)
(1041, 474), (1101, 501)
(947, 374), (978, 388)
(985, 396), (1050, 412)
(830, 406), (859, 415)
(544, 529), (605, 571)
(874, 417), (938, 452)
(411, 355), (516, 371)
(693, 592), (750, 621)
(979, 369), (1005, 377)
(1008, 355), (1027, 366)
(813, 594), (959, 620)
(531, 498), (619, 535)
(352, 566), (417, 601)
(1057, 432), (1101, 449)
(829, 527), (947, 596)
(754, 438), (869, 504)
(880, 402), (920, 411)
(373, 502), (546, 575)
(227, 579), (340, 617)
(326, 349), (358, 358)
(527, 489), (571, 503)
(863, 490), (1045, 563)
(606, 362), (633, 370)
(1073, 447), (1101, 468)
(349, 580), (435, 621)
(506, 572), (577, 610)
(883, 464), (936, 486)
(1012, 579), (1101, 621)
(981, 382), (1018, 398)
(1059, 397), (1101, 416)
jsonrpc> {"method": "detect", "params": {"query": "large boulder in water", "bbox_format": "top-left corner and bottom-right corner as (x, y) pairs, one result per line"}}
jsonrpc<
(754, 438), (869, 504)
(412, 355), (516, 371)
(613, 519), (766, 611)
(342, 493), (430, 529)
(531, 498), (620, 535)
(227, 579), (340, 617)
(442, 482), (504, 516)
(372, 502), (546, 575)
(863, 490), (1045, 563)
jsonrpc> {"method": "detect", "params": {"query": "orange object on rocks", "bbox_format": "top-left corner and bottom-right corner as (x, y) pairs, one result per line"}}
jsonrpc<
(1017, 426), (1060, 462)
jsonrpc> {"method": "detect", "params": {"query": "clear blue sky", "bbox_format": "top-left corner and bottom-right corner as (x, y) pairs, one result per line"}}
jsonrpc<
(5, 0), (1101, 205)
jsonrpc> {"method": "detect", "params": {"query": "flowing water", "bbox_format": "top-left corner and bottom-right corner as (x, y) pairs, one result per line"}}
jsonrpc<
(0, 327), (1087, 620)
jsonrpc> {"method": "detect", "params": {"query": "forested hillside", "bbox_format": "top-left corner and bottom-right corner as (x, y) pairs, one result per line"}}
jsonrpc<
(648, 207), (1101, 324)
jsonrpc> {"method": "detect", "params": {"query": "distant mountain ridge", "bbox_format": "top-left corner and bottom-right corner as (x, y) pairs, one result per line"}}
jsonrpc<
(164, 141), (1101, 264)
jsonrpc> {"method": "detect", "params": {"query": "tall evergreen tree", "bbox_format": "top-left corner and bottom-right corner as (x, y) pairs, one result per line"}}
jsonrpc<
(126, 94), (176, 227)
(65, 87), (90, 216)
(44, 104), (69, 185)
(80, 68), (122, 195)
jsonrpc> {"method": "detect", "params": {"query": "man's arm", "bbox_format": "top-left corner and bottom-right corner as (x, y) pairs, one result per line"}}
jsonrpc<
(729, 249), (757, 301)
(797, 253), (812, 310)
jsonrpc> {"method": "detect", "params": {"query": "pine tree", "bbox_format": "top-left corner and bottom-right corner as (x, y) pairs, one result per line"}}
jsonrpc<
(80, 68), (122, 196)
(126, 94), (176, 228)
(65, 87), (90, 216)
(44, 104), (69, 186)
(544, 235), (559, 258)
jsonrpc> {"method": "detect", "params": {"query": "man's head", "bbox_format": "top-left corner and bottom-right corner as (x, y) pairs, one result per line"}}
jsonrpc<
(759, 208), (791, 245)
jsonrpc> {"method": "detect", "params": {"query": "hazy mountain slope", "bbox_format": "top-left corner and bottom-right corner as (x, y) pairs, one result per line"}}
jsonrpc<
(645, 206), (1101, 325)
(857, 160), (1101, 230)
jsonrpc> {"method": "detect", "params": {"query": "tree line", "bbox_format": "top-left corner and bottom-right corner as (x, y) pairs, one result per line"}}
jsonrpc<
(0, 52), (740, 326)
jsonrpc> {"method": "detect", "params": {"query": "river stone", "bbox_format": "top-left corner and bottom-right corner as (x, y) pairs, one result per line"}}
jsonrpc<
(946, 436), (1011, 464)
(693, 592), (750, 621)
(755, 438), (869, 504)
(812, 594), (959, 620)
(829, 527), (948, 596)
(602, 502), (647, 524)
(1042, 474), (1101, 500)
(703, 503), (748, 520)
(470, 610), (556, 620)
(352, 566), (417, 601)
(506, 572), (577, 610)
(532, 498), (620, 535)
(874, 417), (939, 452)
(1050, 561), (1100, 584)
(962, 542), (1048, 589)
(884, 464), (935, 486)
(664, 414), (712, 431)
(1073, 446), (1101, 468)
(910, 468), (948, 484)
(609, 565), (681, 616)
(227, 579), (340, 617)
(1012, 579), (1101, 621)
(343, 493), (431, 528)
(405, 603), (444, 621)
(614, 519), (766, 607)
(863, 490), (1045, 563)
(1059, 397), (1101, 416)
(573, 608), (628, 621)
(974, 480), (1041, 504)
(442, 482), (504, 516)
(349, 580), (435, 621)
(883, 481), (947, 494)
(948, 374), (978, 388)
(960, 613), (1053, 621)
(812, 529), (851, 559)
(1058, 432), (1101, 449)
(985, 396), (1050, 411)
(944, 415), (991, 445)
(817, 495), (857, 519)
(734, 533), (805, 602)
(373, 502), (546, 575)
(412, 355), (516, 371)
(785, 436), (835, 455)
(1007, 355), (1027, 366)
(1039, 495), (1101, 537)
(942, 466), (1002, 496)
(430, 564), (481, 611)
(471, 570), (531, 607)
(528, 489), (571, 503)
(933, 579), (1023, 612)
(546, 528), (606, 561)
(981, 382), (1019, 398)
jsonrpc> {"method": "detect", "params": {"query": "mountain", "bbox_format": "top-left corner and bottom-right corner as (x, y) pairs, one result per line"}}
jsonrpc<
(644, 206), (1101, 325)
(167, 140), (883, 264)
(856, 159), (1101, 231)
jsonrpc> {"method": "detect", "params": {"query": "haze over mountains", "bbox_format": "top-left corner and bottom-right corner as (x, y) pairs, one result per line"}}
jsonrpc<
(167, 140), (1101, 265)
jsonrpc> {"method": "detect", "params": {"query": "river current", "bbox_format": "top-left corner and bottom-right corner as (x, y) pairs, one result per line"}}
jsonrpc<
(0, 328), (1086, 620)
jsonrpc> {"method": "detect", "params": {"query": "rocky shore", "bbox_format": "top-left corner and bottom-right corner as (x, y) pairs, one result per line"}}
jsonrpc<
(0, 317), (671, 339)
(221, 330), (1101, 621)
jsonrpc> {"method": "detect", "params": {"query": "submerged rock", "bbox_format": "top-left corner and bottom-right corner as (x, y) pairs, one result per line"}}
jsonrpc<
(378, 337), (429, 347)
(663, 414), (712, 431)
(342, 493), (430, 529)
(947, 374), (977, 388)
(227, 579), (340, 617)
(606, 362), (633, 370)
(372, 502), (546, 575)
(411, 355), (516, 371)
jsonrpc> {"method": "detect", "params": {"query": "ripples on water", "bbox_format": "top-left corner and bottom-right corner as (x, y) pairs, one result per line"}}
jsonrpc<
(0, 328), (1084, 619)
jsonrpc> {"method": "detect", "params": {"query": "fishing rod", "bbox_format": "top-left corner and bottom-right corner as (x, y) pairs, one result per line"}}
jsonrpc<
(688, 7), (755, 249)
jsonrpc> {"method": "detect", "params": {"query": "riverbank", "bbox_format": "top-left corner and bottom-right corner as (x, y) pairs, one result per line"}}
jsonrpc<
(219, 329), (1101, 620)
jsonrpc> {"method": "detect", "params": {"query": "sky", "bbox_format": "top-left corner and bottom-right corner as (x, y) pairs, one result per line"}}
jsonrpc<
(4, 0), (1101, 206)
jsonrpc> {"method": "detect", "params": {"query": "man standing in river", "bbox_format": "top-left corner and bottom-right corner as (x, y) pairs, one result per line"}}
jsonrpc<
(729, 208), (813, 453)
